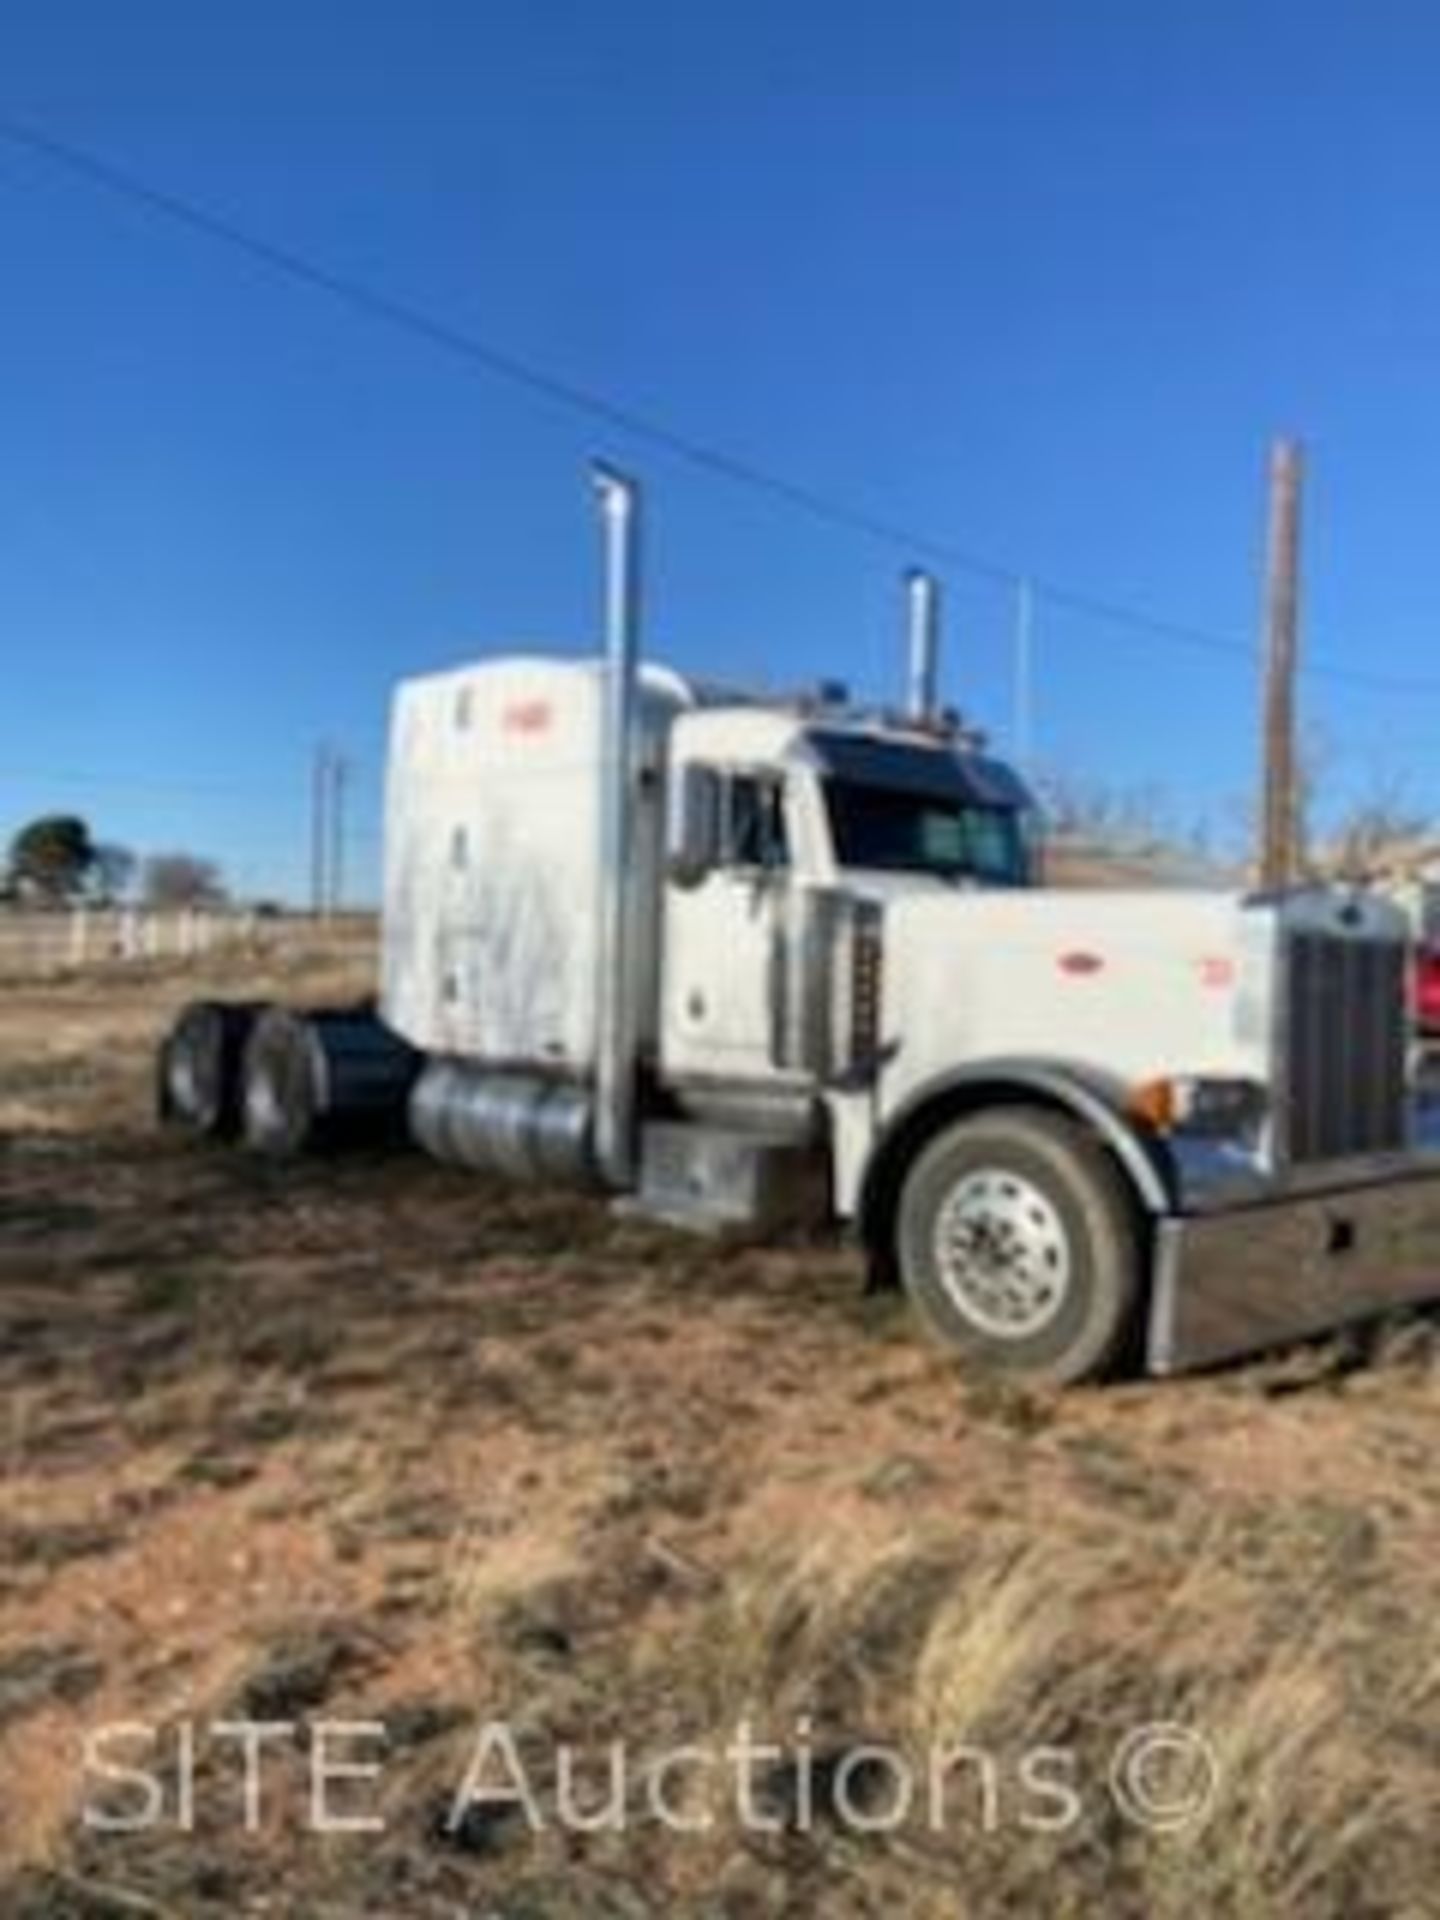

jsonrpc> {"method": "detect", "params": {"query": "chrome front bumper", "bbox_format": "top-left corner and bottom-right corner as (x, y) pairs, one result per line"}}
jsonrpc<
(1147, 1161), (1440, 1373)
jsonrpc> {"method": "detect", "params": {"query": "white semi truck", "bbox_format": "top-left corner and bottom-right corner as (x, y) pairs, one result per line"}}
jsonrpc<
(160, 465), (1440, 1382)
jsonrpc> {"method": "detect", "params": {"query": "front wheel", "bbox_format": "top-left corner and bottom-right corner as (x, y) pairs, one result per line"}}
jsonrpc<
(895, 1108), (1142, 1385)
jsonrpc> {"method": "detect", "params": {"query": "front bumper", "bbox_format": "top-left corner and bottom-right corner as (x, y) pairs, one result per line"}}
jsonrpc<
(1148, 1161), (1440, 1373)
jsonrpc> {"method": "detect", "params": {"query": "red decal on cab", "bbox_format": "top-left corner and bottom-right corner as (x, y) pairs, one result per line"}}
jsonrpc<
(503, 699), (553, 736)
(1058, 951), (1104, 976)
(1198, 956), (1235, 989)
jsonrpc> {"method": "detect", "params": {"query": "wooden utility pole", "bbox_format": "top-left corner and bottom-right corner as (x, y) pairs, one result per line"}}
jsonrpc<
(310, 743), (331, 919)
(1012, 576), (1035, 769)
(328, 752), (348, 917)
(1259, 439), (1304, 890)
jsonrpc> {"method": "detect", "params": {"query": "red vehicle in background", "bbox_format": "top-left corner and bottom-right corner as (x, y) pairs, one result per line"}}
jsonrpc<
(1416, 943), (1440, 1037)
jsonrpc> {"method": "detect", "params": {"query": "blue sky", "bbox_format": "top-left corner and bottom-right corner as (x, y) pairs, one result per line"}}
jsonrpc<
(3, 0), (1439, 900)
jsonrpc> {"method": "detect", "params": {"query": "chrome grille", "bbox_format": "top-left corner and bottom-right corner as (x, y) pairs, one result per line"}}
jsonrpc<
(1283, 931), (1407, 1162)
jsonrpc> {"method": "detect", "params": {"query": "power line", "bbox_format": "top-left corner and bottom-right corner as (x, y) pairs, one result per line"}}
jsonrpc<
(2, 114), (1438, 697)
(0, 118), (1021, 580)
(0, 765), (279, 797)
(0, 763), (374, 799)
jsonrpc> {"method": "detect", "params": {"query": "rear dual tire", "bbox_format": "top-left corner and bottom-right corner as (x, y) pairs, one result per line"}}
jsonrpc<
(896, 1108), (1141, 1385)
(157, 1000), (268, 1138)
(239, 1008), (328, 1157)
(160, 1000), (421, 1158)
(158, 1003), (349, 1156)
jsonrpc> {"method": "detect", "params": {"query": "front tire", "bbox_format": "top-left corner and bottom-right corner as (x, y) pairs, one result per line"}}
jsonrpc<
(895, 1107), (1141, 1384)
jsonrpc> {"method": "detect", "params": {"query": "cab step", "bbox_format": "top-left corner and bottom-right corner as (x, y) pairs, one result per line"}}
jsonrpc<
(623, 1122), (829, 1237)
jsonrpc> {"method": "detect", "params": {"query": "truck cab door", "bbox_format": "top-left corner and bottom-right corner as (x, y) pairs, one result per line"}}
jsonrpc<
(661, 768), (792, 1082)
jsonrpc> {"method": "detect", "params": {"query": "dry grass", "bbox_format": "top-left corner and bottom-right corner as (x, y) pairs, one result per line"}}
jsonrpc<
(613, 1509), (1440, 1915)
(3, 940), (1440, 1915)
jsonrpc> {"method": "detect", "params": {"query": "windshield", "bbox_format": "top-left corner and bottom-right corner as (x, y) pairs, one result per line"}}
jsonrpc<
(824, 779), (1032, 886)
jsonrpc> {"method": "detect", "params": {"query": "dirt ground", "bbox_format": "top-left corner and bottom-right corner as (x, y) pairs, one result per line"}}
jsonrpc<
(3, 941), (1440, 1917)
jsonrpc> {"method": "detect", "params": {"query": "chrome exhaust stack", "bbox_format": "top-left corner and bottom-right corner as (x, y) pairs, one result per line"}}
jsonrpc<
(591, 462), (643, 1186)
(904, 567), (942, 726)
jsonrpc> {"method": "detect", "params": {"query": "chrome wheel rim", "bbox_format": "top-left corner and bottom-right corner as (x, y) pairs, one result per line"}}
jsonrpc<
(245, 1067), (283, 1136)
(933, 1168), (1071, 1339)
(168, 1050), (201, 1115)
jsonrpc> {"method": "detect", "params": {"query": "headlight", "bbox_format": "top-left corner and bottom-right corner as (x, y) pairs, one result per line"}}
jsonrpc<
(1127, 1075), (1266, 1136)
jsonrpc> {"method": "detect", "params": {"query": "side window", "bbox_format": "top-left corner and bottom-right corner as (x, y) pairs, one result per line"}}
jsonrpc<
(725, 775), (789, 871)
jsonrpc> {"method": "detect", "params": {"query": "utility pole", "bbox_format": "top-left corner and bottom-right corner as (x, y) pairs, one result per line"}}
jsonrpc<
(1013, 576), (1035, 769)
(1259, 439), (1304, 890)
(328, 752), (348, 917)
(310, 743), (331, 920)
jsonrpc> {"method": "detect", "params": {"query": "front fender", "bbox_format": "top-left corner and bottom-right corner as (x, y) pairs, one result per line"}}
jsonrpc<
(856, 1057), (1176, 1260)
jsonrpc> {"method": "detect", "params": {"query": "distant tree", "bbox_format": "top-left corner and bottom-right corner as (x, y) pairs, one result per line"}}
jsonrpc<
(1036, 771), (1194, 852)
(1224, 731), (1435, 882)
(8, 814), (97, 903)
(1328, 774), (1432, 881)
(142, 853), (227, 909)
(91, 842), (137, 904)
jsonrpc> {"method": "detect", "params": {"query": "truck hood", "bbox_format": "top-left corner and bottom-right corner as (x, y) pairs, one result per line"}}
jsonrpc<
(874, 886), (1272, 1108)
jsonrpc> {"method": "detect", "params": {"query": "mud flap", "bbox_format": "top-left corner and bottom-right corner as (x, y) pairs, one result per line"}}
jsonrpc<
(1147, 1169), (1440, 1373)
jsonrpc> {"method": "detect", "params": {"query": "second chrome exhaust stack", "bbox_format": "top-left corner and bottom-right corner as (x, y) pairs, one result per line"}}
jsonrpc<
(904, 567), (942, 726)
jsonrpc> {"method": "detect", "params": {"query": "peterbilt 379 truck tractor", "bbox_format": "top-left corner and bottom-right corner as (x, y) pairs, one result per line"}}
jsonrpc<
(160, 464), (1440, 1383)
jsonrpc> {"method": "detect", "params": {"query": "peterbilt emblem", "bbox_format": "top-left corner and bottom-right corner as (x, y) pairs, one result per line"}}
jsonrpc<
(1058, 952), (1104, 975)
